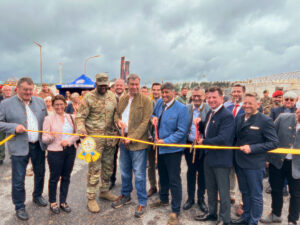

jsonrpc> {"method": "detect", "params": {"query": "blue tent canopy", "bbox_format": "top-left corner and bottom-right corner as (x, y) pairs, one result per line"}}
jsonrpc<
(56, 74), (95, 95)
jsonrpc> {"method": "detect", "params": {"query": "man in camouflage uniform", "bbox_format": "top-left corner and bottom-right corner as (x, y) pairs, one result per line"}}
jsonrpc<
(76, 73), (119, 213)
(176, 86), (189, 105)
(260, 90), (272, 116)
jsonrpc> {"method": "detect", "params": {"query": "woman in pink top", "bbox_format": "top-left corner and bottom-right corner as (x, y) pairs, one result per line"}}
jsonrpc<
(42, 95), (79, 214)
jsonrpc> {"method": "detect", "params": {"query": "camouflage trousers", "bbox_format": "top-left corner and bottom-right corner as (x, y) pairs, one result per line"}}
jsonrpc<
(87, 138), (116, 200)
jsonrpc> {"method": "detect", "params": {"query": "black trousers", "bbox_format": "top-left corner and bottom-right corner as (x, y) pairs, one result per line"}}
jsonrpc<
(184, 147), (205, 202)
(47, 146), (76, 204)
(110, 144), (119, 183)
(11, 142), (45, 210)
(158, 151), (182, 213)
(269, 160), (300, 223)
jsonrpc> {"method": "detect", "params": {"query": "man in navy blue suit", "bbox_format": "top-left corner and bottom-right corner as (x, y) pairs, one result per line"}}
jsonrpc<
(231, 92), (279, 225)
(150, 82), (189, 225)
(226, 84), (246, 213)
(195, 86), (235, 225)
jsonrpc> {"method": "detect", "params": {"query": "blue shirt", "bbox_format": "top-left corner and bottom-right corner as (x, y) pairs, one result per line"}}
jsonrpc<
(188, 106), (201, 142)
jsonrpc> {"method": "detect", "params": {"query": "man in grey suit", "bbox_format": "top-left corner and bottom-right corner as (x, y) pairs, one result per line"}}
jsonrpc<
(0, 77), (48, 221)
(260, 108), (300, 225)
(183, 86), (210, 212)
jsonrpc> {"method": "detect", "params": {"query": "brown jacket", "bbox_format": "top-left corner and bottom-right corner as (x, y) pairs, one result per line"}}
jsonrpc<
(115, 93), (152, 150)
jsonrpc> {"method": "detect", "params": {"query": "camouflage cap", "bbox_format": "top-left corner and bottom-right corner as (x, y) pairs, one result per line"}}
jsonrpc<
(95, 73), (109, 86)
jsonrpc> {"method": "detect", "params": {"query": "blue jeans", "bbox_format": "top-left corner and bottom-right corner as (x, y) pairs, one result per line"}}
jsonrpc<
(11, 142), (45, 210)
(235, 165), (265, 225)
(120, 143), (147, 206)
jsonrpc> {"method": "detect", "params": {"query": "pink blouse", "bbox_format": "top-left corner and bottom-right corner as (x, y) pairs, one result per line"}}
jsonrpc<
(42, 112), (79, 151)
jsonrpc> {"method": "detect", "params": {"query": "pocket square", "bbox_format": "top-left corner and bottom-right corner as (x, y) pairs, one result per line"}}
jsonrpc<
(250, 126), (260, 130)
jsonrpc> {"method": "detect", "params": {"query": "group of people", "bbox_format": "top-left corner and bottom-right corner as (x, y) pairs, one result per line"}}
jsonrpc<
(0, 74), (299, 225)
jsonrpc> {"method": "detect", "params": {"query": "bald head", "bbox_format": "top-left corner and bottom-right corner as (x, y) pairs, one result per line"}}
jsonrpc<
(114, 79), (125, 96)
(2, 85), (12, 99)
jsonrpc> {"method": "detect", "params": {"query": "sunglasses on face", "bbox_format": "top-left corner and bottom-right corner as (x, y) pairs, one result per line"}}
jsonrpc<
(284, 98), (295, 102)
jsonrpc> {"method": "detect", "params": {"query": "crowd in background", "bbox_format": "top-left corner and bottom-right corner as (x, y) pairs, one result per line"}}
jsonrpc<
(0, 76), (299, 225)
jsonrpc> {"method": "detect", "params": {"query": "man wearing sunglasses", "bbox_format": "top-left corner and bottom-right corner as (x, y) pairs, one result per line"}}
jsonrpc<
(270, 91), (297, 121)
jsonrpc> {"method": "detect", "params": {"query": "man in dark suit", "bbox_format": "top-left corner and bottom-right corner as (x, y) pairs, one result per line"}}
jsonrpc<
(270, 91), (297, 121)
(231, 92), (279, 225)
(195, 86), (235, 225)
(260, 109), (300, 225)
(183, 86), (210, 212)
(226, 84), (245, 207)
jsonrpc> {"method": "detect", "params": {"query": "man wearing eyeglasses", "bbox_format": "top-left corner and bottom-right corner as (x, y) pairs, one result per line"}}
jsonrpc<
(182, 86), (210, 212)
(270, 91), (297, 121)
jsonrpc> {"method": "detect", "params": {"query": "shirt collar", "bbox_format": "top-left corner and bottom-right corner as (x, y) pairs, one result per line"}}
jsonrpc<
(17, 94), (32, 105)
(165, 98), (175, 109)
(212, 104), (223, 113)
(193, 102), (204, 111)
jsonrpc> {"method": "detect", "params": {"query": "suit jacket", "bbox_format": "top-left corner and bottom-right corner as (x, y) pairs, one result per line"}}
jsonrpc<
(270, 106), (296, 121)
(226, 103), (245, 117)
(200, 105), (235, 168)
(0, 95), (47, 156)
(153, 98), (189, 154)
(234, 112), (279, 169)
(114, 93), (152, 151)
(268, 113), (300, 179)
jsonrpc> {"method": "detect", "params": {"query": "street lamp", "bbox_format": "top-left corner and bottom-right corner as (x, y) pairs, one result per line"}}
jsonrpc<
(84, 55), (100, 75)
(33, 42), (42, 84)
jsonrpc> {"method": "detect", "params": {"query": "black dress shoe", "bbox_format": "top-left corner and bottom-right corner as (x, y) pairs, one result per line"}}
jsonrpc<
(16, 208), (29, 221)
(60, 203), (71, 213)
(183, 200), (194, 210)
(195, 214), (218, 221)
(109, 181), (115, 190)
(198, 199), (208, 213)
(50, 203), (60, 214)
(231, 217), (248, 225)
(33, 196), (47, 207)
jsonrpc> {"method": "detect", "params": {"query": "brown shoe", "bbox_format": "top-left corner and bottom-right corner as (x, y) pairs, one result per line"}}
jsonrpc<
(236, 203), (243, 217)
(87, 199), (100, 213)
(147, 187), (157, 197)
(150, 199), (169, 208)
(99, 191), (118, 201)
(168, 213), (179, 225)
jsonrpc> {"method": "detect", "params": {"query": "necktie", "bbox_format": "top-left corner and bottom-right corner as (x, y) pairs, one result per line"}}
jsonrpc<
(204, 111), (214, 137)
(232, 104), (240, 117)
(158, 104), (167, 129)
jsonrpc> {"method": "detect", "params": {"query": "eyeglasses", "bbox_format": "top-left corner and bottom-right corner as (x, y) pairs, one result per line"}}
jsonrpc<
(284, 98), (295, 102)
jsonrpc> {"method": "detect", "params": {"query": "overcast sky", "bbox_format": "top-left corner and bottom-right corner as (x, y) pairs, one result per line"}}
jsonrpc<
(1, 0), (299, 84)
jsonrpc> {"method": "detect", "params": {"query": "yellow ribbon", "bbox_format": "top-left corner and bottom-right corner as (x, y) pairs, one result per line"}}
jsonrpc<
(1, 130), (300, 155)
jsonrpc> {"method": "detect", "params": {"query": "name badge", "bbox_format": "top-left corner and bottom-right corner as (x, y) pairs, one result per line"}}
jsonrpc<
(250, 126), (260, 130)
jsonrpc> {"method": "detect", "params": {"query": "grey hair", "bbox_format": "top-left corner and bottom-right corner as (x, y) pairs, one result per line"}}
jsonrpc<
(193, 86), (204, 92)
(127, 74), (140, 83)
(17, 77), (34, 87)
(283, 91), (297, 99)
(71, 92), (80, 100)
(161, 82), (175, 91)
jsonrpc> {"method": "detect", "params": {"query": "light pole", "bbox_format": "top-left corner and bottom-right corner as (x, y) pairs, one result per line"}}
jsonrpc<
(33, 42), (42, 84)
(84, 55), (100, 75)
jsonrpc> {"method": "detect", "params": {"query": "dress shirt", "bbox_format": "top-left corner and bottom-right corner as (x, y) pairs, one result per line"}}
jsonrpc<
(122, 96), (133, 133)
(232, 102), (243, 117)
(165, 98), (175, 110)
(287, 123), (300, 159)
(204, 104), (223, 137)
(25, 104), (39, 143)
(62, 115), (73, 140)
(188, 103), (203, 142)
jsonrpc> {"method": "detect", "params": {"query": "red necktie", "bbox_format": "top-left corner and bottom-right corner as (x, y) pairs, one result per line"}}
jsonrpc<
(232, 104), (240, 117)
